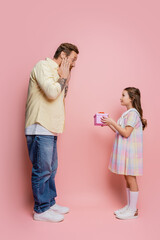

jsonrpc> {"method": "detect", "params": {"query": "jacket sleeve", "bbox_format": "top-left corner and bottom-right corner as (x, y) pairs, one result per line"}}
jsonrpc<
(34, 61), (62, 100)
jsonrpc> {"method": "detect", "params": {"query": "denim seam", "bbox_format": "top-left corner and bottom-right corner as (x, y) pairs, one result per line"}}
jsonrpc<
(50, 138), (57, 206)
(36, 136), (41, 210)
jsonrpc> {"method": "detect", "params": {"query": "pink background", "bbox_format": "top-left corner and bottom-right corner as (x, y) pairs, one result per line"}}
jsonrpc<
(1, 0), (160, 239)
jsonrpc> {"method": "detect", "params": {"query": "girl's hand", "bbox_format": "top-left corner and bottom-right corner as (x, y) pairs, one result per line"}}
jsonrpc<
(101, 116), (114, 126)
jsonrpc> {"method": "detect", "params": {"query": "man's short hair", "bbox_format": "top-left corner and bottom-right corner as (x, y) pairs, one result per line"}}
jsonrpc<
(54, 43), (79, 59)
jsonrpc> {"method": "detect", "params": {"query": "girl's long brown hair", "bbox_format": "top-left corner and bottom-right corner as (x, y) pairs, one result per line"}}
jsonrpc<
(124, 87), (147, 130)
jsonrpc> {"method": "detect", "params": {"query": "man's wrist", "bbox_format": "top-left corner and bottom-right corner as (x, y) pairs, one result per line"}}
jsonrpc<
(64, 85), (69, 98)
(57, 78), (67, 91)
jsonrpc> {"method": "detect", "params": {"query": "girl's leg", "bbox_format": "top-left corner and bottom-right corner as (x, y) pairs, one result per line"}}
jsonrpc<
(114, 176), (130, 215)
(124, 175), (130, 188)
(125, 175), (138, 191)
(124, 176), (130, 206)
(115, 176), (139, 219)
(126, 176), (139, 211)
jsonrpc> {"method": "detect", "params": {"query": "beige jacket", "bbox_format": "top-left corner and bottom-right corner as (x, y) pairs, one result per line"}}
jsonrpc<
(25, 58), (65, 133)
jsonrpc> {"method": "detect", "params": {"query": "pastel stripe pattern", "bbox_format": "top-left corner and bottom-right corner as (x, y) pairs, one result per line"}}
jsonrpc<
(109, 109), (143, 176)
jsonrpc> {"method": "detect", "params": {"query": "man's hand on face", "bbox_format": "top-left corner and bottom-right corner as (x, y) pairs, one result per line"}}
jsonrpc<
(66, 72), (71, 85)
(58, 58), (70, 79)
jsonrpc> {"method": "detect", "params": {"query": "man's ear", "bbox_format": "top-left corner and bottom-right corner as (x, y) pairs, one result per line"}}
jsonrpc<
(60, 51), (66, 59)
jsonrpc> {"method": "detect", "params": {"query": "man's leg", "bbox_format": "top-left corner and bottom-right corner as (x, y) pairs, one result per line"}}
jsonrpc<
(26, 135), (57, 213)
(49, 136), (70, 214)
(49, 136), (58, 207)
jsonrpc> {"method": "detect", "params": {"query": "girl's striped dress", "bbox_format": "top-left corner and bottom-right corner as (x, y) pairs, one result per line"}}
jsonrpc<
(109, 108), (143, 176)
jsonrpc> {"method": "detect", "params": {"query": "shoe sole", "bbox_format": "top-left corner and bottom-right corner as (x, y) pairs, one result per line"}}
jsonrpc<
(33, 217), (64, 223)
(114, 208), (138, 216)
(116, 210), (138, 220)
(33, 209), (69, 214)
(116, 215), (138, 220)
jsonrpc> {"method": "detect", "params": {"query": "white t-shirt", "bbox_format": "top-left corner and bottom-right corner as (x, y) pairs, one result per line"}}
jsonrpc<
(25, 124), (58, 136)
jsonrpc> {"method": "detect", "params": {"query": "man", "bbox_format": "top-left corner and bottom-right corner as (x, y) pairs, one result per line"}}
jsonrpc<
(25, 43), (79, 222)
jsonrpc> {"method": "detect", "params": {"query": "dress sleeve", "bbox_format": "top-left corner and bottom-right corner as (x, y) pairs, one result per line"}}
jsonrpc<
(125, 111), (139, 128)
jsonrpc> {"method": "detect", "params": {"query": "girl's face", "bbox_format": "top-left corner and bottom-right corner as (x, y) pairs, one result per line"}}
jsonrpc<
(120, 90), (132, 108)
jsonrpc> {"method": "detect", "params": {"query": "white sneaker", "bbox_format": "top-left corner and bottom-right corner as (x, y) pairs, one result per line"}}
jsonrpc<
(116, 208), (138, 220)
(33, 209), (64, 222)
(50, 203), (69, 214)
(114, 205), (129, 215)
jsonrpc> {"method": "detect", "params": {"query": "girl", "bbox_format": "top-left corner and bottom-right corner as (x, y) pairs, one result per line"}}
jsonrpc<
(101, 87), (147, 220)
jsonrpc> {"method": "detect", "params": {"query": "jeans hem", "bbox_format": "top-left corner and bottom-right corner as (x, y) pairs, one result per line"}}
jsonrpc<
(50, 200), (56, 208)
(34, 205), (51, 214)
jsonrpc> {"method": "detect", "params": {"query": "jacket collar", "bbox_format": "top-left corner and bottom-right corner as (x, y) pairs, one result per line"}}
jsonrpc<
(46, 58), (59, 69)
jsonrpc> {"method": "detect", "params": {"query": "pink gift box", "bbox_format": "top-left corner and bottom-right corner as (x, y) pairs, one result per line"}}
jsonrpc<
(94, 112), (109, 126)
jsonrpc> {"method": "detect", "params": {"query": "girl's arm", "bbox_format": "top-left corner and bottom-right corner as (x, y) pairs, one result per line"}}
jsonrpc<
(101, 117), (133, 138)
(102, 124), (116, 133)
(107, 124), (116, 133)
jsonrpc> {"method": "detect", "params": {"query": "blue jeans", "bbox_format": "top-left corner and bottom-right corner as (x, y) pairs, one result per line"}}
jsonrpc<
(26, 135), (58, 213)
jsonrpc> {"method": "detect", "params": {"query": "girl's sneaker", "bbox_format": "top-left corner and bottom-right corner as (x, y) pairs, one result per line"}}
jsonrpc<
(114, 205), (129, 215)
(116, 208), (138, 220)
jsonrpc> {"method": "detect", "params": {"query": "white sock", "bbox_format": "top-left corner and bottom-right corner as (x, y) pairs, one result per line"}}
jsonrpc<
(126, 188), (130, 206)
(129, 191), (139, 211)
